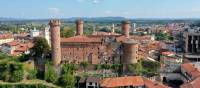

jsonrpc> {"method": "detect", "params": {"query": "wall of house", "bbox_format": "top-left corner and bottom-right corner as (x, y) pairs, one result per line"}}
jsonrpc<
(0, 38), (14, 45)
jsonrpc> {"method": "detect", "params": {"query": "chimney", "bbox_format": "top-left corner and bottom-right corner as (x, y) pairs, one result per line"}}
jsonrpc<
(121, 20), (130, 38)
(76, 19), (84, 36)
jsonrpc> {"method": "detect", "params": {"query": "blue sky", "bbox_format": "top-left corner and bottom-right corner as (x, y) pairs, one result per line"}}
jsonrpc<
(1, 0), (200, 19)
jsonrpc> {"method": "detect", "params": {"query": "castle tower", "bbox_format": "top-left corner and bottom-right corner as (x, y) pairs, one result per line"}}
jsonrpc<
(122, 39), (138, 64)
(111, 24), (115, 34)
(132, 23), (137, 33)
(93, 25), (96, 33)
(44, 27), (51, 46)
(76, 19), (84, 36)
(49, 20), (61, 66)
(121, 20), (130, 38)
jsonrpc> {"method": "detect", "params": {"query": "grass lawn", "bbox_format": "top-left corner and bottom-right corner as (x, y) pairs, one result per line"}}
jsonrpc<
(0, 79), (60, 88)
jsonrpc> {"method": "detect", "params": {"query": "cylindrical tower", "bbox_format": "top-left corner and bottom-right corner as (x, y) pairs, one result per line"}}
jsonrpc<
(122, 39), (138, 64)
(121, 20), (130, 38)
(111, 24), (115, 34)
(76, 19), (84, 36)
(49, 19), (61, 66)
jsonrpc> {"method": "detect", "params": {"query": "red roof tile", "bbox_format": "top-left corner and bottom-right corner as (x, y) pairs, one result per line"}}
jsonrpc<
(61, 35), (103, 43)
(181, 63), (200, 79)
(116, 35), (128, 42)
(0, 33), (13, 39)
(6, 41), (18, 46)
(143, 78), (169, 88)
(92, 32), (120, 36)
(181, 77), (200, 88)
(100, 76), (144, 88)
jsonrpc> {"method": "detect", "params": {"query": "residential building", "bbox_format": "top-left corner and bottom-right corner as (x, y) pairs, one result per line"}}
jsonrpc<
(0, 33), (14, 45)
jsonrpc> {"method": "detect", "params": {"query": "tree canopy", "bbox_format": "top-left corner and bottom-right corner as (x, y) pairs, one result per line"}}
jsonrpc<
(31, 37), (50, 58)
(61, 26), (75, 38)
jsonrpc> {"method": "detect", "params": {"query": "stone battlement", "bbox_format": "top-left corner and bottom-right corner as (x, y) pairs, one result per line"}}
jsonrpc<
(76, 19), (84, 24)
(49, 19), (61, 26)
(121, 20), (130, 24)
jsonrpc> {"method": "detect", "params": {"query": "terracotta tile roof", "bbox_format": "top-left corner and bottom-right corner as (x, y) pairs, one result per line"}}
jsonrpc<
(61, 35), (103, 43)
(161, 51), (175, 56)
(181, 63), (200, 79)
(143, 78), (169, 88)
(0, 33), (13, 39)
(6, 41), (18, 46)
(92, 32), (120, 36)
(181, 77), (200, 88)
(130, 35), (152, 41)
(116, 35), (128, 42)
(11, 51), (21, 56)
(100, 76), (144, 88)
(15, 44), (28, 52)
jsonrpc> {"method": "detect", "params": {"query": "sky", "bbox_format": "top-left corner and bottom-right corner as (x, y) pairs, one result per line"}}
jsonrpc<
(0, 0), (200, 19)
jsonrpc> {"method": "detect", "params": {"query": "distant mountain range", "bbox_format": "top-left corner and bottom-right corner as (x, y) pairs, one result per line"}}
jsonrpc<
(64, 17), (127, 22)
(0, 17), (26, 21)
(0, 17), (200, 23)
(0, 17), (126, 21)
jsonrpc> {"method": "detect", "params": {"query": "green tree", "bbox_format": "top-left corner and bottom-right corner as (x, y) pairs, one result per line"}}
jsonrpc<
(45, 63), (58, 83)
(95, 64), (101, 70)
(80, 61), (89, 72)
(60, 73), (76, 88)
(60, 64), (77, 88)
(27, 68), (38, 80)
(101, 64), (112, 70)
(2, 68), (10, 82)
(155, 33), (168, 41)
(111, 64), (121, 72)
(62, 64), (77, 75)
(127, 64), (135, 73)
(84, 26), (93, 35)
(141, 60), (160, 73)
(134, 61), (143, 75)
(61, 27), (75, 38)
(168, 36), (174, 41)
(1, 62), (24, 82)
(31, 37), (50, 58)
(18, 54), (30, 62)
(10, 70), (24, 82)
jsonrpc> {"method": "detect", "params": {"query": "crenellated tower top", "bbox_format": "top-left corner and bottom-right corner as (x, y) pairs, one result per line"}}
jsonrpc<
(76, 19), (84, 24)
(49, 19), (61, 26)
(121, 20), (130, 24)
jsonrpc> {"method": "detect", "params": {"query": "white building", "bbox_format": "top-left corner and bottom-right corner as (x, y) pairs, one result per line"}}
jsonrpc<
(0, 34), (14, 45)
(44, 27), (51, 45)
(30, 28), (40, 37)
(132, 23), (137, 33)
